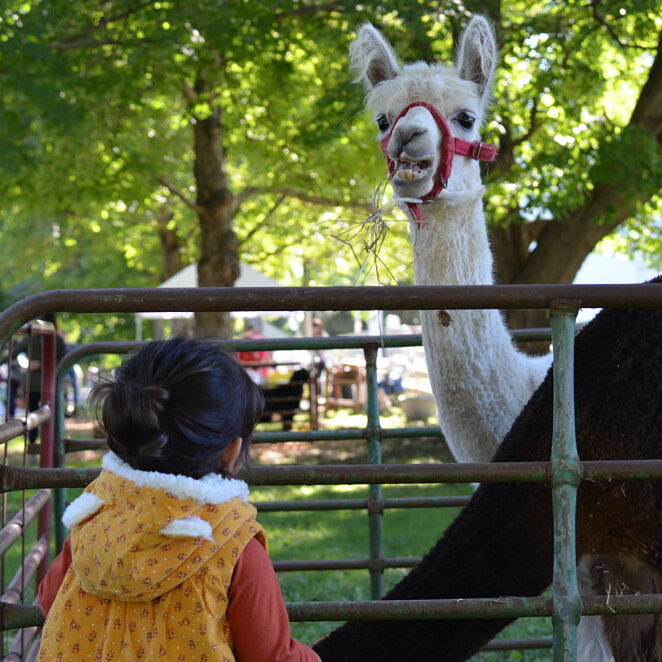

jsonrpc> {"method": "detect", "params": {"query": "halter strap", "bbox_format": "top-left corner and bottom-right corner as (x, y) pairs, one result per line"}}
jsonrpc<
(380, 101), (498, 223)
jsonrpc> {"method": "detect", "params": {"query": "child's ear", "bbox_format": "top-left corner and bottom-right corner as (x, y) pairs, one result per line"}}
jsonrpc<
(220, 437), (243, 474)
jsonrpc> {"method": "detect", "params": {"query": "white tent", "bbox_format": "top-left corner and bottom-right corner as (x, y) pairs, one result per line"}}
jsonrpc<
(158, 262), (281, 290)
(137, 262), (283, 320)
(135, 262), (293, 339)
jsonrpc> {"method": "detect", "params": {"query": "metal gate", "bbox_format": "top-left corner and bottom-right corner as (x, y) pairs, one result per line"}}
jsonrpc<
(0, 283), (661, 661)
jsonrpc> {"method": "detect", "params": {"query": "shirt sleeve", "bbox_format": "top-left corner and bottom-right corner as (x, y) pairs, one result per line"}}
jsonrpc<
(228, 537), (320, 662)
(38, 536), (72, 615)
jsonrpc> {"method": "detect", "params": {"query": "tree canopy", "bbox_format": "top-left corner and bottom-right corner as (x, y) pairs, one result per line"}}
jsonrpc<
(0, 0), (660, 338)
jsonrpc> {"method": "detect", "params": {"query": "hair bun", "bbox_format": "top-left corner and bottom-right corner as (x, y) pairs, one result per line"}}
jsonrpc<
(96, 380), (169, 462)
(144, 385), (169, 403)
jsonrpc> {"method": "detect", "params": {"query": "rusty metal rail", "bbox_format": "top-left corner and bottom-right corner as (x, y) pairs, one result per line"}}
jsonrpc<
(1, 283), (661, 334)
(5, 460), (662, 493)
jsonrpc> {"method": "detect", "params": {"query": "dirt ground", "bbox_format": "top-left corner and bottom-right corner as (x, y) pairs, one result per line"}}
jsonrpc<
(62, 417), (452, 467)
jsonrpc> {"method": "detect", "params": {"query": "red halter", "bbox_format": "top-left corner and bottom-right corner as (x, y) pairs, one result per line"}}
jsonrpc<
(379, 102), (498, 222)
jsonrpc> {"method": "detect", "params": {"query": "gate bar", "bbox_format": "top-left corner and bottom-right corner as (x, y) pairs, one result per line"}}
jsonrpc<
(2, 284), (662, 343)
(6, 460), (662, 493)
(6, 593), (662, 630)
(550, 306), (581, 661)
(255, 496), (470, 512)
(364, 343), (384, 598)
(62, 424), (445, 451)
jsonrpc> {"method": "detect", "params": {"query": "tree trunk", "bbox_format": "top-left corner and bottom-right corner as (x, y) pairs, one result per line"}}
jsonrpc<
(489, 27), (662, 352)
(155, 204), (185, 281)
(191, 89), (239, 339)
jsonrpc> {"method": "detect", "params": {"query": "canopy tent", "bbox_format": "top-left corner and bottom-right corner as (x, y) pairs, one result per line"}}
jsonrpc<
(158, 262), (281, 290)
(134, 262), (294, 339)
(136, 262), (284, 320)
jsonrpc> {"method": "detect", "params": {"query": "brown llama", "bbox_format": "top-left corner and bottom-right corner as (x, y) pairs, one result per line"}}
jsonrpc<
(314, 286), (662, 661)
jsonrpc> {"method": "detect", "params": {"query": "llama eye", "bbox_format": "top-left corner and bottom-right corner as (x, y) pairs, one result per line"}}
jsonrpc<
(376, 114), (390, 132)
(455, 112), (475, 130)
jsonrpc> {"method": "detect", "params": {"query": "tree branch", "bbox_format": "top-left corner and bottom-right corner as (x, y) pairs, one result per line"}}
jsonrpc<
(236, 186), (374, 212)
(589, 0), (655, 51)
(239, 196), (287, 247)
(155, 178), (204, 215)
(52, 2), (154, 51)
(510, 26), (662, 285)
(512, 96), (540, 147)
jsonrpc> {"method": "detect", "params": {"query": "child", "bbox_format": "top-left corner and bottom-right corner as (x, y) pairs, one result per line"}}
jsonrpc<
(37, 337), (320, 662)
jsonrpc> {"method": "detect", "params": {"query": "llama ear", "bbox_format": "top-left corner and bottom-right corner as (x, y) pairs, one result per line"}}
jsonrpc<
(456, 15), (497, 103)
(349, 23), (399, 90)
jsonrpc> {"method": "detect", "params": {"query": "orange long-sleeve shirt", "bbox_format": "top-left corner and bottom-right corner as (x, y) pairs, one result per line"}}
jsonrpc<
(39, 537), (319, 662)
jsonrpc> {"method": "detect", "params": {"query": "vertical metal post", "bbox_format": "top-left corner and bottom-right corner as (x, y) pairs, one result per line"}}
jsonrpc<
(54, 379), (67, 552)
(550, 306), (581, 662)
(363, 343), (384, 599)
(37, 331), (56, 583)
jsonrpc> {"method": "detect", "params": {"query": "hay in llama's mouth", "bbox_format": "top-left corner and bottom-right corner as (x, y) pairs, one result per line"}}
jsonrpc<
(394, 158), (433, 180)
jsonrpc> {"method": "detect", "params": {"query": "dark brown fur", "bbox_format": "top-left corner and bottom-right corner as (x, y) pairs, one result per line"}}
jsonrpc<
(314, 279), (662, 661)
(260, 368), (309, 431)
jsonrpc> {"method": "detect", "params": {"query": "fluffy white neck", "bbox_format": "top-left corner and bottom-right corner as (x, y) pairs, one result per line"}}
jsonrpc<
(406, 192), (550, 462)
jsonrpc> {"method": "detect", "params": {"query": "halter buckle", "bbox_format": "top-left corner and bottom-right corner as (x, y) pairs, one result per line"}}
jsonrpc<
(470, 142), (486, 161)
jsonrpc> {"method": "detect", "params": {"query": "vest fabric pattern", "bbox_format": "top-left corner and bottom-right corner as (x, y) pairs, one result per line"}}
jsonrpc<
(37, 452), (264, 662)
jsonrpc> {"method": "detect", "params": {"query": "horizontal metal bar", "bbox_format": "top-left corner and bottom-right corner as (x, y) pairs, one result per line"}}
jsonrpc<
(0, 602), (555, 656)
(483, 637), (552, 652)
(6, 603), (40, 662)
(247, 460), (662, 485)
(579, 460), (662, 481)
(256, 496), (470, 512)
(5, 320), (57, 340)
(0, 462), (548, 492)
(287, 597), (553, 621)
(63, 426), (444, 451)
(2, 284), (660, 341)
(253, 426), (442, 444)
(245, 463), (551, 485)
(56, 328), (549, 371)
(64, 439), (106, 452)
(0, 407), (51, 446)
(274, 557), (421, 572)
(0, 420), (27, 445)
(1, 536), (48, 605)
(287, 593), (662, 622)
(5, 460), (662, 492)
(0, 490), (51, 557)
(0, 604), (44, 631)
(4, 593), (662, 631)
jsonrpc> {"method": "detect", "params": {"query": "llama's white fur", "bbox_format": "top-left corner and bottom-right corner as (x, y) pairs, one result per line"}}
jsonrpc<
(351, 16), (610, 658)
(351, 18), (550, 464)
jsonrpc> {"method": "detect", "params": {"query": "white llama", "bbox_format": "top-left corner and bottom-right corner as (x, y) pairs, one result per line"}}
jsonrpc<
(349, 16), (615, 661)
(350, 17), (550, 465)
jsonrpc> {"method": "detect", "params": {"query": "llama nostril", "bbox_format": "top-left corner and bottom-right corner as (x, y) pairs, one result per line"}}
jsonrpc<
(395, 126), (427, 156)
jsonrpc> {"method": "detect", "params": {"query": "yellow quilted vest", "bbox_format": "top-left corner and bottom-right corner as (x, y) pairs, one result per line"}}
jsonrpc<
(37, 453), (265, 662)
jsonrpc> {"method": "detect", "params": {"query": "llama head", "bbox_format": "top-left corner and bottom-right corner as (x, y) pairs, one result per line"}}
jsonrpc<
(350, 16), (497, 202)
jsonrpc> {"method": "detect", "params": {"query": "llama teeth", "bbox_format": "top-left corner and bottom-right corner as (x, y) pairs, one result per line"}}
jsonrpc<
(397, 161), (424, 179)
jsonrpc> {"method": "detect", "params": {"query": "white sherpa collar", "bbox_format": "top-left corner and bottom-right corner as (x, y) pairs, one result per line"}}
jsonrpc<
(102, 451), (250, 504)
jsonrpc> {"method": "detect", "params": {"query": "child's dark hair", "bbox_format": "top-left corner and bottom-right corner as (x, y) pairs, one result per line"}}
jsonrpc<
(90, 337), (264, 478)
